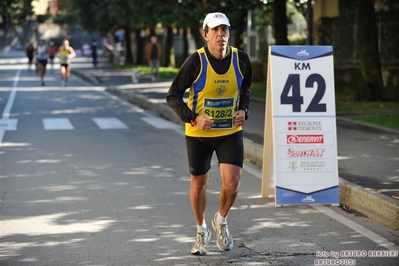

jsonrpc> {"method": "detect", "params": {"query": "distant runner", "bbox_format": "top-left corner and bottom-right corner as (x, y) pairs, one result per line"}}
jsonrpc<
(25, 43), (35, 72)
(58, 39), (76, 86)
(36, 40), (48, 86)
(48, 41), (57, 71)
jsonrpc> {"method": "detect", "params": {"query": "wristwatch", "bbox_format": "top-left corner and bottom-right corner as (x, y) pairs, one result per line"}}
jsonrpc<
(241, 107), (250, 120)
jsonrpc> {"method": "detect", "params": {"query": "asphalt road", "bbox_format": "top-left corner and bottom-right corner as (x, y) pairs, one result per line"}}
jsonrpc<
(0, 52), (398, 265)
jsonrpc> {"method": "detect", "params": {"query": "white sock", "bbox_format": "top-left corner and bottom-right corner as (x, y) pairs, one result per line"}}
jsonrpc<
(197, 222), (207, 233)
(216, 211), (227, 224)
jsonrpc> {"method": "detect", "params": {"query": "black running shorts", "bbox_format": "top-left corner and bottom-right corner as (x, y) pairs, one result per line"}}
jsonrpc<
(185, 131), (244, 176)
(37, 59), (47, 66)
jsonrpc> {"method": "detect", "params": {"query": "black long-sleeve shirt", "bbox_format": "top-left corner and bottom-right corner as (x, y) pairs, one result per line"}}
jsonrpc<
(166, 45), (252, 123)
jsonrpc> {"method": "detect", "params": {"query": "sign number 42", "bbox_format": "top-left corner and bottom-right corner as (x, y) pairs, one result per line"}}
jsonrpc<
(280, 73), (327, 113)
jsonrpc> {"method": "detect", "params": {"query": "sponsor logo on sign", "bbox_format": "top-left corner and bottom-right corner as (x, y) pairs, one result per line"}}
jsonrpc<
(287, 134), (324, 144)
(288, 161), (326, 171)
(296, 50), (309, 56)
(287, 121), (322, 131)
(302, 196), (315, 203)
(287, 148), (325, 158)
(300, 161), (326, 170)
(288, 161), (299, 170)
(287, 121), (297, 131)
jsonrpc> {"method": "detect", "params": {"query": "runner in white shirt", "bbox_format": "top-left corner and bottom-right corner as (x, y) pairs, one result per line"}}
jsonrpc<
(36, 40), (48, 86)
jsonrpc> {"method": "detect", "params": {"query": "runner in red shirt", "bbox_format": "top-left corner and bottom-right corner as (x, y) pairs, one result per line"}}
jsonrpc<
(48, 41), (57, 72)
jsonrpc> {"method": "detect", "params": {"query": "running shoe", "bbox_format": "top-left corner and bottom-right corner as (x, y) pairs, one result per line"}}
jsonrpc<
(191, 228), (211, 255)
(212, 212), (234, 251)
(41, 81), (45, 86)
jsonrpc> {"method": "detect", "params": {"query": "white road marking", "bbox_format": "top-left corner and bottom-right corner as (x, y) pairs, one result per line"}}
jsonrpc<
(3, 69), (20, 119)
(0, 118), (18, 130)
(42, 118), (74, 130)
(92, 117), (129, 129)
(1, 69), (20, 149)
(313, 205), (399, 251)
(141, 116), (181, 129)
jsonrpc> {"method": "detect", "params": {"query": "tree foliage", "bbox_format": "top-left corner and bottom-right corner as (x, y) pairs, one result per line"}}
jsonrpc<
(0, 0), (33, 29)
(69, 0), (266, 46)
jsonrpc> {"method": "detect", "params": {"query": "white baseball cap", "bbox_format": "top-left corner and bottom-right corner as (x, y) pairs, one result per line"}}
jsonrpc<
(203, 12), (230, 30)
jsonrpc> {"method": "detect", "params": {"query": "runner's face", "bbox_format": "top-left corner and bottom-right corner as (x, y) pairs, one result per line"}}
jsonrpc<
(204, 25), (229, 53)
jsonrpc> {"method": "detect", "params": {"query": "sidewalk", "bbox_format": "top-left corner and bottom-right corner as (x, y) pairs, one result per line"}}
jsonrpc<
(71, 60), (399, 231)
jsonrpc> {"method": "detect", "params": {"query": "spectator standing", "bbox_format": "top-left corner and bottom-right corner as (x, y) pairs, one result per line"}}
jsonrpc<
(145, 36), (162, 81)
(82, 42), (91, 61)
(102, 35), (114, 63)
(91, 39), (98, 67)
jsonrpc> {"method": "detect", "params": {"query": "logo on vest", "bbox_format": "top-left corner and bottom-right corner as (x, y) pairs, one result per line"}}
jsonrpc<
(215, 85), (227, 96)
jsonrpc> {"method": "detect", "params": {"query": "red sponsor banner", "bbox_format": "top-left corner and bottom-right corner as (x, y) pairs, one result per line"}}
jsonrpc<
(286, 134), (324, 144)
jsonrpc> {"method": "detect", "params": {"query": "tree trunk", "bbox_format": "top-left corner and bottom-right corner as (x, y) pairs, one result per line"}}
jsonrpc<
(307, 0), (313, 45)
(233, 10), (247, 49)
(191, 27), (203, 49)
(135, 29), (144, 65)
(165, 26), (174, 67)
(149, 28), (156, 37)
(273, 0), (289, 45)
(355, 0), (385, 101)
(124, 27), (133, 65)
(182, 28), (189, 60)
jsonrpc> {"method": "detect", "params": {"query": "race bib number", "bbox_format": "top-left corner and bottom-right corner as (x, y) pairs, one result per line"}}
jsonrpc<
(203, 98), (234, 129)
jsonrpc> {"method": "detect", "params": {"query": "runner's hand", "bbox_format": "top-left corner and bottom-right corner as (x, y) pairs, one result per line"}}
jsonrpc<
(196, 115), (214, 132)
(234, 110), (245, 127)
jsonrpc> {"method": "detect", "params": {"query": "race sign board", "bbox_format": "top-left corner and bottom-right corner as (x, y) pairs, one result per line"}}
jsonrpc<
(261, 46), (339, 206)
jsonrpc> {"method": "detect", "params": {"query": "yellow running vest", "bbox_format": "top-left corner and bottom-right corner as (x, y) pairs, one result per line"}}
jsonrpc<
(59, 49), (69, 64)
(185, 47), (243, 137)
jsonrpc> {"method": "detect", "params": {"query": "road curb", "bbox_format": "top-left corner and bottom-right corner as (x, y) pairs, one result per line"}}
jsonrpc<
(339, 178), (399, 230)
(71, 69), (101, 86)
(106, 87), (183, 125)
(74, 69), (399, 231)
